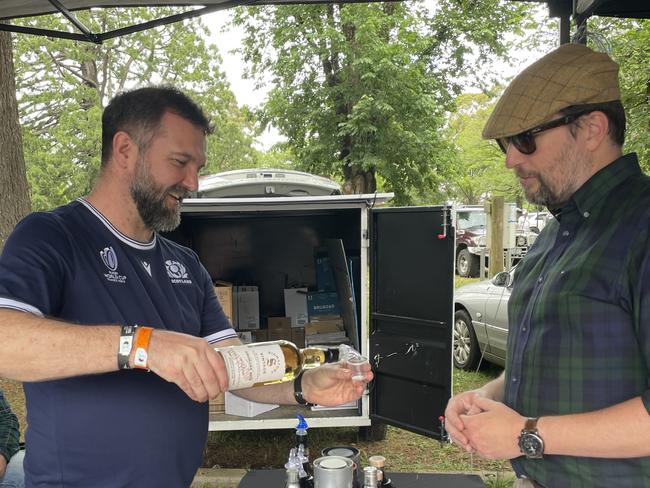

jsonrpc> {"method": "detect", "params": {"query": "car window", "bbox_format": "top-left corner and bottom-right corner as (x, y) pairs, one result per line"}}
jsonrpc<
(457, 211), (486, 231)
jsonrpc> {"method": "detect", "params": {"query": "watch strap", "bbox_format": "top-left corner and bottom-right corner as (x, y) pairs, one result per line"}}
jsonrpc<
(523, 417), (539, 432)
(293, 371), (315, 407)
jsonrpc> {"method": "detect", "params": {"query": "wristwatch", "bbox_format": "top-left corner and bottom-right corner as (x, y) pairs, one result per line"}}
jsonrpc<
(518, 417), (544, 459)
(293, 371), (315, 407)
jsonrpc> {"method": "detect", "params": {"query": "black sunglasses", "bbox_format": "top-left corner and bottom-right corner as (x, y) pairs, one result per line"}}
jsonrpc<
(497, 112), (588, 155)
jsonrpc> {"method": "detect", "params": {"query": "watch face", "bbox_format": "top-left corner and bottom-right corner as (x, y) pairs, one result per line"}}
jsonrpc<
(519, 433), (544, 459)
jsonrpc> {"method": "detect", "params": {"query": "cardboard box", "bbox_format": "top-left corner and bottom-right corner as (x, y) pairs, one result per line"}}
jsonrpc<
(268, 328), (292, 342)
(307, 291), (341, 319)
(236, 331), (253, 344)
(267, 316), (291, 331)
(309, 315), (344, 324)
(291, 327), (305, 348)
(237, 286), (260, 330)
(225, 391), (278, 417)
(251, 329), (268, 343)
(284, 288), (309, 328)
(305, 320), (344, 335)
(209, 392), (225, 414)
(315, 253), (336, 292)
(213, 281), (233, 325)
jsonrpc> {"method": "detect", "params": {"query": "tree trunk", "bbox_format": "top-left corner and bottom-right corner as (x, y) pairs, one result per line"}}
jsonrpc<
(342, 165), (376, 194)
(0, 32), (30, 252)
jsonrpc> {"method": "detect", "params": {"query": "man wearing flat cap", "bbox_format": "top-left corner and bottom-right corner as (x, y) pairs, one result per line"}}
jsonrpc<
(445, 43), (650, 488)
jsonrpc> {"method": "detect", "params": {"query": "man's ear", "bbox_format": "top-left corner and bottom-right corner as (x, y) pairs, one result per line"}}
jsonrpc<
(583, 111), (610, 151)
(112, 131), (139, 170)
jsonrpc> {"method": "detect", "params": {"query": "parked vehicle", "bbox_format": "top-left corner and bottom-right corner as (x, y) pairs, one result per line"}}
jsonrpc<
(197, 168), (342, 198)
(454, 205), (536, 278)
(453, 266), (516, 370)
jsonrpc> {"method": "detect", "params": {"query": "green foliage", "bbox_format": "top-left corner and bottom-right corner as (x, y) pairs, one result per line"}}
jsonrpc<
(590, 19), (650, 172)
(445, 92), (522, 205)
(232, 0), (534, 204)
(13, 8), (256, 210)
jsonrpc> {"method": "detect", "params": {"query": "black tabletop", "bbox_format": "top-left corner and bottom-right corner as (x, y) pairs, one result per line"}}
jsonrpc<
(238, 469), (486, 488)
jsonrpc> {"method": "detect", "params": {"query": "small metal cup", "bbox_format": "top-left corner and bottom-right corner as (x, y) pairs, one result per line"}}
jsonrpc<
(321, 446), (361, 488)
(313, 455), (354, 488)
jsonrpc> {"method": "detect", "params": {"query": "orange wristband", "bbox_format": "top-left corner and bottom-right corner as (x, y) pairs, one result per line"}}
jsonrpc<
(133, 326), (153, 370)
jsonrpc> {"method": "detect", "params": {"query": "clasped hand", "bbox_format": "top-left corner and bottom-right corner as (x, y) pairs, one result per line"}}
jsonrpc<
(444, 390), (524, 460)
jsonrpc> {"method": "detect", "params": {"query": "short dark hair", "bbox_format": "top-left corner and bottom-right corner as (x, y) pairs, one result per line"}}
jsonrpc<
(101, 86), (212, 167)
(560, 100), (626, 147)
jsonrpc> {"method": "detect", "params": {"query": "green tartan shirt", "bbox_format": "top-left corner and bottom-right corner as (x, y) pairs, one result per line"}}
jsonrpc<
(505, 153), (650, 488)
(0, 388), (20, 464)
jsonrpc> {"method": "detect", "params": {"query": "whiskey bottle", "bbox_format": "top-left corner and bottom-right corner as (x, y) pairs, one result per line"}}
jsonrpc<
(215, 340), (340, 390)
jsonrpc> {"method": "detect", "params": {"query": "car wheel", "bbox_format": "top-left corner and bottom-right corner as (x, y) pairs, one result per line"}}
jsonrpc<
(453, 309), (480, 371)
(457, 249), (480, 278)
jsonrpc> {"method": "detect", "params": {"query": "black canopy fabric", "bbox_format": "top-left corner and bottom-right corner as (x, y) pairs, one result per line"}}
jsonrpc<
(509, 0), (650, 22)
(0, 0), (648, 43)
(0, 0), (387, 44)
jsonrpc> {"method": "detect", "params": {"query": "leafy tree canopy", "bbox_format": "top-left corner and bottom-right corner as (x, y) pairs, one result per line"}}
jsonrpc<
(445, 91), (522, 205)
(14, 8), (256, 210)
(232, 0), (535, 204)
(589, 18), (650, 172)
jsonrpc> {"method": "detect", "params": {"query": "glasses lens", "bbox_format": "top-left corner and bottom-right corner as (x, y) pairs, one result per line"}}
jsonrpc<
(512, 132), (536, 155)
(497, 139), (508, 154)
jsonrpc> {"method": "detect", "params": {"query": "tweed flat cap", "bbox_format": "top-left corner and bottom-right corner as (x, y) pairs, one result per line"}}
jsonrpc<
(482, 43), (620, 139)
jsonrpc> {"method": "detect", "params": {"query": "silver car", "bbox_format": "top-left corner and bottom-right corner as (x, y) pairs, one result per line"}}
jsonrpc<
(453, 267), (515, 370)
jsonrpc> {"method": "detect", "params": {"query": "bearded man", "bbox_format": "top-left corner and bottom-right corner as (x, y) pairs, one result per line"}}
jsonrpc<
(0, 87), (371, 488)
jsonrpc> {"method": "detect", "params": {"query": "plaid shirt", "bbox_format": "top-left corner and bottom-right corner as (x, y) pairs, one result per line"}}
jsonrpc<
(505, 153), (650, 488)
(0, 389), (20, 464)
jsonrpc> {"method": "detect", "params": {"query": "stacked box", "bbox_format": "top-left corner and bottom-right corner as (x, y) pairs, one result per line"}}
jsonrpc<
(209, 392), (225, 415)
(284, 288), (309, 327)
(237, 286), (260, 330)
(213, 281), (233, 326)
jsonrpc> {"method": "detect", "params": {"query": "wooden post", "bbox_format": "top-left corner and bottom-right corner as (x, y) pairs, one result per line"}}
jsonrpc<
(489, 196), (505, 277)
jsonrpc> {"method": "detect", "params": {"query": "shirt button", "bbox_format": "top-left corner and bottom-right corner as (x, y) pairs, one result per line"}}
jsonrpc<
(522, 326), (527, 331)
(512, 377), (518, 383)
(560, 270), (565, 275)
(562, 230), (570, 237)
(537, 277), (543, 283)
(583, 211), (590, 218)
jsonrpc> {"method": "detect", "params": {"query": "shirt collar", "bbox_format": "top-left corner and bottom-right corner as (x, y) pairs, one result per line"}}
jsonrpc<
(553, 152), (641, 221)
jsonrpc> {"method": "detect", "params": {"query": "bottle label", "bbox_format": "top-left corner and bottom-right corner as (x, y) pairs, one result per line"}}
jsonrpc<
(217, 344), (286, 389)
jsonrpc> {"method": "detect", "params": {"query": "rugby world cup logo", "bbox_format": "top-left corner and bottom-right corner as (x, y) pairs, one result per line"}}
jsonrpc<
(100, 246), (118, 271)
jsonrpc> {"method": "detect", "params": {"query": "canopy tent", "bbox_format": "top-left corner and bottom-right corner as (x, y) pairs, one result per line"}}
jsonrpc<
(0, 0), (648, 44)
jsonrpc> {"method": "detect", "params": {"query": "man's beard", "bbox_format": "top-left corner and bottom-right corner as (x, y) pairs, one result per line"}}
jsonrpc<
(519, 143), (585, 208)
(129, 158), (187, 233)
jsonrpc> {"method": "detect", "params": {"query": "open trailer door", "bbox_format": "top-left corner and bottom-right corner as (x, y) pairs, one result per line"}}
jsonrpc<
(369, 205), (454, 439)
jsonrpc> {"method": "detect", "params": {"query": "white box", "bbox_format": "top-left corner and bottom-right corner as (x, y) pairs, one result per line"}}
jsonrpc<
(225, 391), (278, 417)
(284, 288), (309, 328)
(237, 286), (260, 330)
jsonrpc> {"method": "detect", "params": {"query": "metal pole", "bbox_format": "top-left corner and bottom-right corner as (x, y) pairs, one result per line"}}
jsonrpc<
(559, 15), (571, 44)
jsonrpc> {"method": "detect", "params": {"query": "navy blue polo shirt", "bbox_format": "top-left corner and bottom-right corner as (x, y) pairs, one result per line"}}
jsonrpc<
(0, 198), (235, 488)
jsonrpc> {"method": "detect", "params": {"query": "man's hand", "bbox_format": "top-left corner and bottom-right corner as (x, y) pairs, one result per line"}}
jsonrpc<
(145, 330), (229, 402)
(0, 454), (7, 478)
(301, 362), (373, 407)
(444, 389), (489, 451)
(461, 396), (525, 459)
